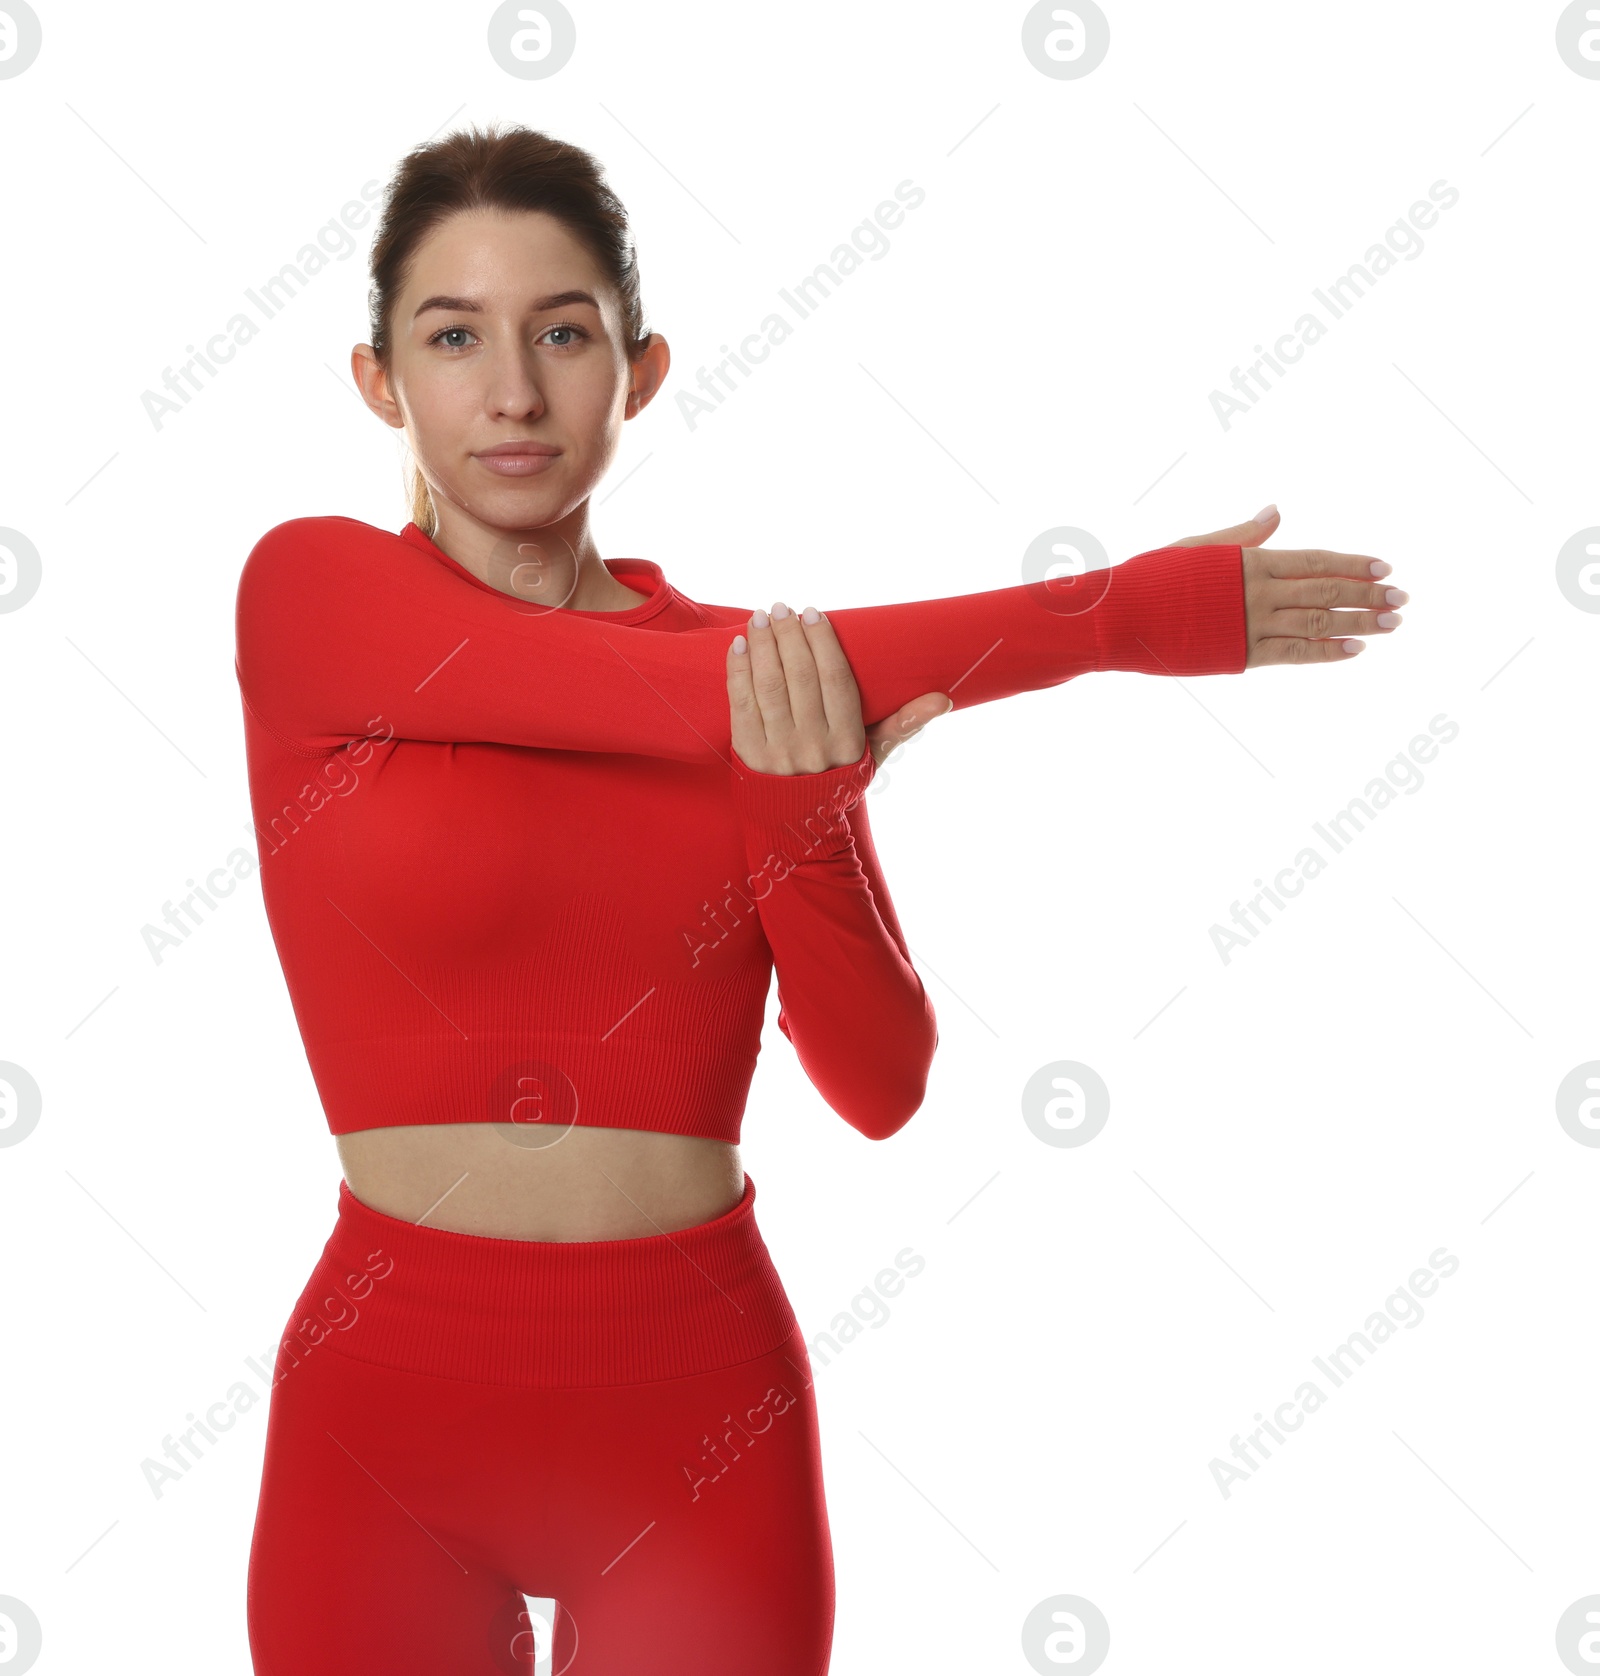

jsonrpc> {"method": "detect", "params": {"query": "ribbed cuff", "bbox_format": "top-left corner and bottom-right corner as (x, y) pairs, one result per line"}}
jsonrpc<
(729, 740), (876, 862)
(1091, 543), (1248, 676)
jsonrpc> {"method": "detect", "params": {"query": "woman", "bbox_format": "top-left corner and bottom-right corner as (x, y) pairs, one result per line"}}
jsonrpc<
(237, 124), (1403, 1675)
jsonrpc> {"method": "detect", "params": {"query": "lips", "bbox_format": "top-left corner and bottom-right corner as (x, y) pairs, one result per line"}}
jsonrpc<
(472, 445), (562, 478)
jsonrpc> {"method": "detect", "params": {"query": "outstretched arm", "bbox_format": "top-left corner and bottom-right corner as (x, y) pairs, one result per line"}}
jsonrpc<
(234, 515), (1250, 760)
(235, 508), (1402, 758)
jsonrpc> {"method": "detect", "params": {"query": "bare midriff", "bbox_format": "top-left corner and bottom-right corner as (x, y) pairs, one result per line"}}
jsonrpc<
(334, 1122), (745, 1242)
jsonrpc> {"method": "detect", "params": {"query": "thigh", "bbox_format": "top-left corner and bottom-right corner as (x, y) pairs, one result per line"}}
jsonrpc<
(535, 1323), (835, 1676)
(247, 1340), (534, 1675)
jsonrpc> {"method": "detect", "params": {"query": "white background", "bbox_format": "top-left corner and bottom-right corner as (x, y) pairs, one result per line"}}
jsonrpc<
(1, 1), (1595, 1671)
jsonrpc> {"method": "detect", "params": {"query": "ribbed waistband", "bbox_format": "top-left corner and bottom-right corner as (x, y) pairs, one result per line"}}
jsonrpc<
(279, 1173), (798, 1389)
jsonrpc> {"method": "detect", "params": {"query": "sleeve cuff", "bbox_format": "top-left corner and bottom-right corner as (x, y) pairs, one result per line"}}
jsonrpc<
(729, 739), (876, 861)
(1091, 543), (1248, 676)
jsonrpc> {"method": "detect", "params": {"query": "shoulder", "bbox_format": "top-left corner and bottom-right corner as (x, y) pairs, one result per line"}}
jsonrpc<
(670, 591), (749, 628)
(238, 515), (404, 596)
(245, 514), (381, 560)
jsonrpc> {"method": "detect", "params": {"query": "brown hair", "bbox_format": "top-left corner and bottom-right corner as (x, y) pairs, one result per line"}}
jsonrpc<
(366, 122), (649, 538)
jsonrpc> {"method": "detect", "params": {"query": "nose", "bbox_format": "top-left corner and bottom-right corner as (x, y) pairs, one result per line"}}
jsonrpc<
(484, 344), (548, 420)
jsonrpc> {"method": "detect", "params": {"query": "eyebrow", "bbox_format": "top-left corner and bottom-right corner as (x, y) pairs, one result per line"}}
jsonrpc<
(412, 289), (600, 320)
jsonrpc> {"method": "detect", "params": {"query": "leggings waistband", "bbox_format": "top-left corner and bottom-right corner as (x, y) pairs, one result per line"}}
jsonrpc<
(280, 1172), (798, 1389)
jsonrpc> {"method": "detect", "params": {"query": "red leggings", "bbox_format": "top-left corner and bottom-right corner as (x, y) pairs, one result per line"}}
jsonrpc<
(246, 1173), (834, 1674)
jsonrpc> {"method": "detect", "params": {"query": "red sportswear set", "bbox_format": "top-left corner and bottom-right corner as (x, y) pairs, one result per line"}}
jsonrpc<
(235, 515), (1247, 1673)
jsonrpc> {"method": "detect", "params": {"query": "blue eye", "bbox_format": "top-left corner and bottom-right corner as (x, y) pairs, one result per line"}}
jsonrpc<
(424, 322), (591, 352)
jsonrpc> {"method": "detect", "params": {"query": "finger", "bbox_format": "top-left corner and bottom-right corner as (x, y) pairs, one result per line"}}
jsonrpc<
(1173, 504), (1281, 547)
(1248, 546), (1392, 581)
(866, 693), (951, 767)
(726, 628), (768, 759)
(743, 604), (800, 744)
(1260, 575), (1407, 640)
(764, 601), (832, 747)
(1271, 605), (1402, 640)
(1265, 576), (1407, 611)
(1249, 635), (1369, 667)
(791, 605), (872, 740)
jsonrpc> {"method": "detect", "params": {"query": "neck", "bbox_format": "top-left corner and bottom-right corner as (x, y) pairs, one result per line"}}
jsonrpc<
(426, 497), (638, 611)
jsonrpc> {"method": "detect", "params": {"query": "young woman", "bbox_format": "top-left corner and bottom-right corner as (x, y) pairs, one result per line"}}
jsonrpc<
(236, 124), (1404, 1675)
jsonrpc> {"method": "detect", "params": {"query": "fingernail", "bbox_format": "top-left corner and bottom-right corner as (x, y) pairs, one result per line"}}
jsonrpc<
(731, 633), (747, 654)
(1376, 611), (1401, 628)
(1341, 639), (1365, 654)
(771, 600), (791, 620)
(1385, 588), (1408, 605)
(1254, 503), (1277, 523)
(751, 608), (768, 628)
(801, 605), (819, 624)
(1368, 560), (1392, 578)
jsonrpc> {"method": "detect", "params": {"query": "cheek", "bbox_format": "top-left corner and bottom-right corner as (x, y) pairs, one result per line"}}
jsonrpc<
(562, 378), (619, 435)
(406, 373), (479, 459)
(564, 361), (629, 427)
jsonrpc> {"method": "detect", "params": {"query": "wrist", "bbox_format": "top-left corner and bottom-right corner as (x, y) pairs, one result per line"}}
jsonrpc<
(729, 739), (875, 861)
(1092, 543), (1248, 676)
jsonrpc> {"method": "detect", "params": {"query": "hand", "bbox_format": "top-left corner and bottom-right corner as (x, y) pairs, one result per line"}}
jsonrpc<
(728, 600), (951, 775)
(1171, 505), (1407, 667)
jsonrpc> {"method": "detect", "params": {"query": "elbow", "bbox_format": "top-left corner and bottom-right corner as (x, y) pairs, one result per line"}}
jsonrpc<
(790, 996), (938, 1141)
(852, 1089), (925, 1143)
(843, 1019), (937, 1142)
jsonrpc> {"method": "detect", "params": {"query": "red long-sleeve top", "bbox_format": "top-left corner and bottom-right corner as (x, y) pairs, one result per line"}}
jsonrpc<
(233, 517), (1247, 1143)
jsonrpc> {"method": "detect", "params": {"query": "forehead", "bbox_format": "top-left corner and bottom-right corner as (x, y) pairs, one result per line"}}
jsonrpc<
(402, 208), (606, 302)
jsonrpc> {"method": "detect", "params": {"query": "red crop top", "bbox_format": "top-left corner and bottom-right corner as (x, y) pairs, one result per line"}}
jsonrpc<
(234, 517), (1248, 1144)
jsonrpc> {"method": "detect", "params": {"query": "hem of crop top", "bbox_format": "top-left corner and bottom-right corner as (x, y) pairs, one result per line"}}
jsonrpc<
(307, 1025), (757, 1145)
(324, 1108), (750, 1145)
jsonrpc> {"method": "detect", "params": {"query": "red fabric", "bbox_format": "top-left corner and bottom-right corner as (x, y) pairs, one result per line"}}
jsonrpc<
(247, 1173), (834, 1675)
(234, 517), (1246, 1142)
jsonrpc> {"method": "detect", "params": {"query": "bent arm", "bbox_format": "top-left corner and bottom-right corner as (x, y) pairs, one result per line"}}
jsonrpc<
(730, 742), (936, 1141)
(235, 516), (1246, 760)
